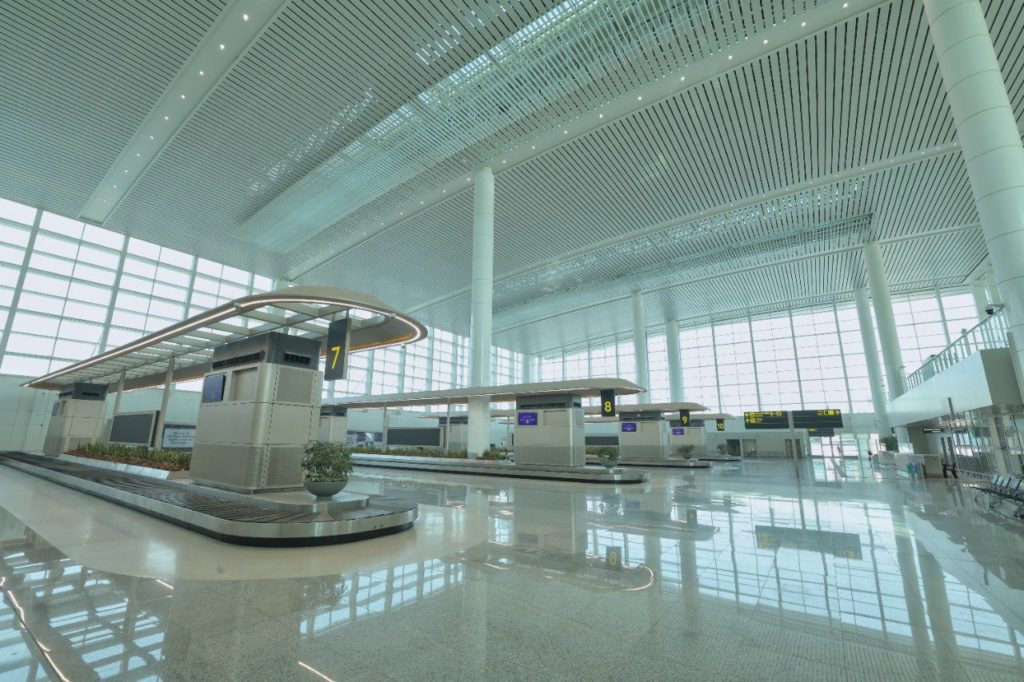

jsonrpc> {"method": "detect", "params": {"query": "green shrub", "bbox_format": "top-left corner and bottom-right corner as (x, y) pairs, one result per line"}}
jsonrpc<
(301, 441), (353, 482)
(480, 445), (507, 460)
(594, 446), (619, 468)
(676, 444), (696, 459)
(70, 442), (191, 471)
(881, 435), (898, 452)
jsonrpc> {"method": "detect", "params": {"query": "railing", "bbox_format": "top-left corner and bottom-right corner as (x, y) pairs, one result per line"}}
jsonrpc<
(905, 310), (1008, 390)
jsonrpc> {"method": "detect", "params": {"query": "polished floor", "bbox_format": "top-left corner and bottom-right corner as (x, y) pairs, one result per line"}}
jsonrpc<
(0, 458), (1022, 681)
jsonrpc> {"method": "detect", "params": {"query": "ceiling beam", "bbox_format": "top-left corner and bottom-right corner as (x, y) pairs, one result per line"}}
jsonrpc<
(80, 0), (292, 225)
(287, 0), (892, 281)
(492, 221), (982, 334)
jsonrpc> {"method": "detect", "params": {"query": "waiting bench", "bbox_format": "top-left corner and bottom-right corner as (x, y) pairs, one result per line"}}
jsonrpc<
(975, 474), (1024, 517)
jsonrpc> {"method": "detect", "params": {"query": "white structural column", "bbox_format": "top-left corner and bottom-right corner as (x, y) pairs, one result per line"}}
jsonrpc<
(112, 371), (126, 416)
(855, 288), (891, 435)
(665, 319), (683, 402)
(522, 354), (534, 383)
(153, 358), (175, 449)
(864, 242), (907, 399)
(467, 167), (495, 457)
(925, 0), (1024, 383)
(631, 290), (650, 403)
(971, 281), (990, 322)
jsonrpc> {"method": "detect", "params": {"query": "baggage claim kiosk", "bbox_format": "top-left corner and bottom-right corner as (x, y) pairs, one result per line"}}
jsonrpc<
(6, 286), (428, 545)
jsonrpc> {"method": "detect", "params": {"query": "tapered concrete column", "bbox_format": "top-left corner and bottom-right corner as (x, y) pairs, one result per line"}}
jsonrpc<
(665, 319), (683, 402)
(467, 167), (495, 458)
(153, 358), (174, 449)
(971, 281), (990, 322)
(864, 242), (907, 399)
(855, 288), (891, 435)
(631, 291), (650, 403)
(522, 354), (534, 383)
(925, 0), (1024, 383)
(112, 371), (126, 416)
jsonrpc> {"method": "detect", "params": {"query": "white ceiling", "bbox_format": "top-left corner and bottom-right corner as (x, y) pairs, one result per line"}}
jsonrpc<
(1, 0), (1021, 354)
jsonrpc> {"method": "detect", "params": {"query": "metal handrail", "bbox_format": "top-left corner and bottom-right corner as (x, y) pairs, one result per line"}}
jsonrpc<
(905, 310), (1008, 390)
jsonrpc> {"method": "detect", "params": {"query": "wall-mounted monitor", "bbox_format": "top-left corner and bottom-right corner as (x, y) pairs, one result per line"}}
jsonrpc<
(110, 411), (158, 447)
(202, 374), (226, 403)
(621, 423), (637, 433)
(517, 412), (538, 426)
(671, 428), (685, 436)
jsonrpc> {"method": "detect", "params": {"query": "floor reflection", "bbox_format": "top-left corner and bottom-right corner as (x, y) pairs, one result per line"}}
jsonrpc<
(0, 460), (1021, 680)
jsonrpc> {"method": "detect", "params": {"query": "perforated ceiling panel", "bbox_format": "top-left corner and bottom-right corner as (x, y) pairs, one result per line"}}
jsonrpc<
(0, 0), (227, 214)
(2, 0), (1023, 355)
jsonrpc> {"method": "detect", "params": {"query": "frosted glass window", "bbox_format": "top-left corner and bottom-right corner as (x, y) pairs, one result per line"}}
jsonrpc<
(0, 198), (36, 226)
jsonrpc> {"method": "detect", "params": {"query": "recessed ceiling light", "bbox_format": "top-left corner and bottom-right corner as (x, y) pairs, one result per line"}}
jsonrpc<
(443, 189), (447, 193)
(113, 185), (117, 189)
(728, 55), (733, 60)
(531, 145), (536, 149)
(763, 39), (768, 45)
(563, 129), (568, 134)
(149, 135), (154, 140)
(219, 44), (226, 50)
(467, 177), (471, 181)
(199, 70), (205, 76)
(136, 153), (140, 157)
(123, 169), (129, 174)
(637, 95), (642, 101)
(164, 115), (169, 120)
(400, 211), (404, 215)
(420, 200), (424, 204)
(180, 94), (186, 100)
(243, 13), (249, 21)
(599, 113), (604, 119)
(501, 160), (506, 164)
(680, 76), (686, 81)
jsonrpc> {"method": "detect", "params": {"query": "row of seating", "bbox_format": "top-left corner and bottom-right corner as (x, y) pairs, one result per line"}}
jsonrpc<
(977, 474), (1024, 518)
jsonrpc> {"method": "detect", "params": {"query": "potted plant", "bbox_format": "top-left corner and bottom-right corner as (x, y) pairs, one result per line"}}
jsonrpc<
(881, 436), (898, 452)
(595, 446), (619, 471)
(716, 443), (728, 457)
(301, 441), (353, 498)
(676, 444), (696, 460)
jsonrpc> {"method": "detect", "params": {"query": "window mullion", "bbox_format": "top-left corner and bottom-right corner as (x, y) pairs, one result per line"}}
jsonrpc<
(0, 208), (41, 362)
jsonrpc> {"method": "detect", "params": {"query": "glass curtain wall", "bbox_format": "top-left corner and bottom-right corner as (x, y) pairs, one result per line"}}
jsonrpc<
(0, 196), (528, 399)
(537, 289), (982, 415)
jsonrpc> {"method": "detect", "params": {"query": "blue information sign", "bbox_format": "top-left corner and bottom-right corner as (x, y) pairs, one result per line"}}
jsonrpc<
(672, 428), (685, 436)
(621, 422), (637, 432)
(518, 412), (538, 426)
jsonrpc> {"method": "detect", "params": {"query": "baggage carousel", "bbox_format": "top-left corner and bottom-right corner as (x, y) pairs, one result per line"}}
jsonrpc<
(351, 453), (649, 483)
(0, 452), (417, 546)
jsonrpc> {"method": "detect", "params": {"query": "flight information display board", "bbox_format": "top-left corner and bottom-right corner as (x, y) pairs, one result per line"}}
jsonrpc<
(678, 409), (690, 425)
(715, 418), (725, 432)
(792, 408), (843, 429)
(743, 411), (789, 429)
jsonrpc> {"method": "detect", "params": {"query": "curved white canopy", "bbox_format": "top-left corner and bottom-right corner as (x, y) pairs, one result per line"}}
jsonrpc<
(25, 286), (426, 391)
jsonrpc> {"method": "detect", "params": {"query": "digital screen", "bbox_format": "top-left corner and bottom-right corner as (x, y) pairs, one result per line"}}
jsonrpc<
(202, 374), (226, 403)
(743, 410), (789, 429)
(679, 409), (690, 425)
(716, 419), (726, 432)
(672, 428), (685, 436)
(518, 412), (538, 426)
(792, 408), (843, 429)
(600, 389), (616, 417)
(621, 423), (637, 433)
(324, 318), (351, 381)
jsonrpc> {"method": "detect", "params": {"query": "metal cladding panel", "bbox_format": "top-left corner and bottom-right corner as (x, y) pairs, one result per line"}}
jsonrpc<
(211, 332), (321, 371)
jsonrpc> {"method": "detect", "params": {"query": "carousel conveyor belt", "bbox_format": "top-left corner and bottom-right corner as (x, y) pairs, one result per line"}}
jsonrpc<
(0, 452), (417, 546)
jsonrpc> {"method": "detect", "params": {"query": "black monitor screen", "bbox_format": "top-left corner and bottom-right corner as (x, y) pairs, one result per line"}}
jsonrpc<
(202, 374), (226, 403)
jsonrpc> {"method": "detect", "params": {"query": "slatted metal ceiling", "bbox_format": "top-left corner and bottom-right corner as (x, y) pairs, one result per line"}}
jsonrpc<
(0, 0), (226, 213)
(0, 0), (1021, 355)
